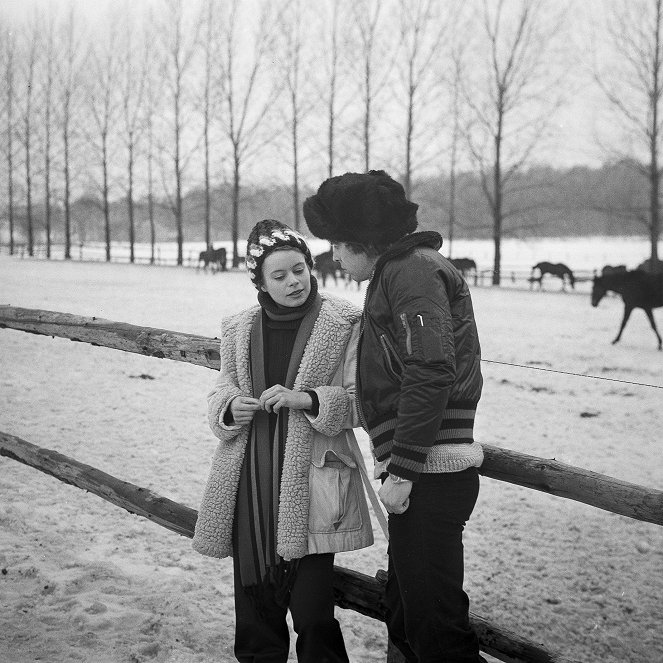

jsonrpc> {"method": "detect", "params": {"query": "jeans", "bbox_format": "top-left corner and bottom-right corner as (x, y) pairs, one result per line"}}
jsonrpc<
(233, 552), (349, 663)
(386, 468), (483, 663)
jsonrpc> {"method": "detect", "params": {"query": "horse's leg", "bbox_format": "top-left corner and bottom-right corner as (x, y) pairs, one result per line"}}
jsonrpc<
(612, 305), (633, 345)
(643, 308), (662, 350)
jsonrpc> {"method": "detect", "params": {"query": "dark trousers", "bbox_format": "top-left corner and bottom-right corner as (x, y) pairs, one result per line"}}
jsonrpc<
(233, 552), (349, 663)
(386, 469), (484, 663)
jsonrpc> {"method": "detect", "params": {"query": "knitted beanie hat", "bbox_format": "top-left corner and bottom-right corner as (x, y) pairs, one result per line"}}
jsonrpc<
(245, 219), (314, 288)
(303, 170), (418, 248)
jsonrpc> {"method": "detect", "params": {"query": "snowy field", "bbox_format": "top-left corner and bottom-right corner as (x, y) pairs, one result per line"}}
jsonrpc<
(26, 234), (661, 277)
(0, 255), (662, 663)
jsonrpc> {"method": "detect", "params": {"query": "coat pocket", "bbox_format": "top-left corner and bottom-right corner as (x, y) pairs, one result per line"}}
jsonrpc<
(309, 449), (362, 534)
(379, 333), (405, 379)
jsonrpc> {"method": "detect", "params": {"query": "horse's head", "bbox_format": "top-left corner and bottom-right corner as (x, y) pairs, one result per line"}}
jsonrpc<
(591, 276), (607, 307)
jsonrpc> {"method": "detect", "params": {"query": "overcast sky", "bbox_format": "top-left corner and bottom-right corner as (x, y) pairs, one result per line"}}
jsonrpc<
(0, 0), (643, 182)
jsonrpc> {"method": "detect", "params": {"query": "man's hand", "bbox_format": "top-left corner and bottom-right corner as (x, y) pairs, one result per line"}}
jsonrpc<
(227, 396), (261, 426)
(378, 475), (412, 514)
(259, 384), (312, 413)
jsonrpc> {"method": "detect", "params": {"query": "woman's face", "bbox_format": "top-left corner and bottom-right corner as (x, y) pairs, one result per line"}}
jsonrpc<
(260, 248), (311, 307)
(332, 242), (377, 282)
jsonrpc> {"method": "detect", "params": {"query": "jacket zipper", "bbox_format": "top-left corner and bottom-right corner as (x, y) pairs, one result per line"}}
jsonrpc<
(400, 313), (413, 355)
(380, 333), (405, 375)
(355, 277), (373, 434)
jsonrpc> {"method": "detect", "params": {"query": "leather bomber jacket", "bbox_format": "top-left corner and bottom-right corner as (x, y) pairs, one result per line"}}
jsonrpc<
(356, 231), (483, 480)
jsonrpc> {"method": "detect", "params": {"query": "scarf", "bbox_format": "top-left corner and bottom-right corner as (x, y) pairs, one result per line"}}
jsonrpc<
(235, 276), (321, 609)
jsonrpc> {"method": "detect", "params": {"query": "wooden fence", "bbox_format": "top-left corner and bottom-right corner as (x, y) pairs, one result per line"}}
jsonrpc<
(2, 305), (662, 663)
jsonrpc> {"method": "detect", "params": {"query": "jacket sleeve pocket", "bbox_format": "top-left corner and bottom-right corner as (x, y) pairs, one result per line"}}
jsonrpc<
(309, 449), (362, 534)
(399, 312), (452, 364)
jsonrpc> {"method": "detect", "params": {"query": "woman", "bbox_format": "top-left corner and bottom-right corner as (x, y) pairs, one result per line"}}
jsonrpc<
(193, 219), (372, 663)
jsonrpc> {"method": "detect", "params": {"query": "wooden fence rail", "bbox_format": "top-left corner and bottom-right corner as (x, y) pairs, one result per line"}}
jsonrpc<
(0, 431), (578, 663)
(2, 305), (661, 527)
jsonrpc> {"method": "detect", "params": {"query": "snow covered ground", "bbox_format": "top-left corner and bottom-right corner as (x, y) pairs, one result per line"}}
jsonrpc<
(1, 255), (661, 663)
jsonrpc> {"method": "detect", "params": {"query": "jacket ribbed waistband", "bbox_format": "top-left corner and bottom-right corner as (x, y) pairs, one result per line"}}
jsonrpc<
(369, 402), (477, 462)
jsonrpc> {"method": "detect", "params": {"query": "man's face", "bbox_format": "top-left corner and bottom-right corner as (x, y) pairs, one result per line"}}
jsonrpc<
(332, 242), (376, 282)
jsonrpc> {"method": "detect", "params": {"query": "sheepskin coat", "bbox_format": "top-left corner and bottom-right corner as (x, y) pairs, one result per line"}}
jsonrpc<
(192, 293), (373, 561)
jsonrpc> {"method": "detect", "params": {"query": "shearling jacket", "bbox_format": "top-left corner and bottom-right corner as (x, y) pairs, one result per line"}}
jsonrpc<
(192, 293), (373, 561)
(357, 231), (484, 482)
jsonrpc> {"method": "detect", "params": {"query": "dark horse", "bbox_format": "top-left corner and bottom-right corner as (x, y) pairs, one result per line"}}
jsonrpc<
(198, 246), (227, 272)
(314, 250), (340, 287)
(450, 257), (477, 284)
(530, 261), (575, 291)
(591, 270), (663, 350)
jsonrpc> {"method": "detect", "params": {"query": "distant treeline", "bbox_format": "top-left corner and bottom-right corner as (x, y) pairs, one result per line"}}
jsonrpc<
(1, 160), (650, 246)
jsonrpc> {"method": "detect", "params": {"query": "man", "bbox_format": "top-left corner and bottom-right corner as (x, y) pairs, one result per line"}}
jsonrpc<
(303, 170), (486, 663)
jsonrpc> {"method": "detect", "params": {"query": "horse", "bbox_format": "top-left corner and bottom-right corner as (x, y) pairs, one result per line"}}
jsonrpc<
(198, 246), (227, 272)
(530, 261), (575, 291)
(601, 264), (627, 276)
(591, 270), (663, 350)
(449, 257), (477, 284)
(314, 250), (340, 287)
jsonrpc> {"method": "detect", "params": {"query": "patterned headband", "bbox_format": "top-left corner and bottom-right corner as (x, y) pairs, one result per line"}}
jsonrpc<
(245, 227), (313, 285)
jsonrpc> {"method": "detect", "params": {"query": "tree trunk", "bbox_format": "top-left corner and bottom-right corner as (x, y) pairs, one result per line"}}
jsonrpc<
(292, 111), (300, 231)
(204, 125), (211, 250)
(63, 112), (72, 261)
(232, 153), (241, 268)
(650, 0), (662, 264)
(7, 141), (14, 256)
(448, 159), (456, 258)
(148, 116), (155, 266)
(5, 45), (15, 255)
(103, 135), (111, 262)
(128, 140), (135, 264)
(492, 111), (503, 286)
(25, 88), (34, 257)
(364, 60), (371, 171)
(174, 108), (183, 266)
(404, 82), (413, 199)
(45, 108), (52, 259)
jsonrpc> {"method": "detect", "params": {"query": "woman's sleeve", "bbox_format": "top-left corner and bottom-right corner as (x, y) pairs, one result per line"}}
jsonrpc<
(207, 335), (244, 441)
(304, 322), (360, 436)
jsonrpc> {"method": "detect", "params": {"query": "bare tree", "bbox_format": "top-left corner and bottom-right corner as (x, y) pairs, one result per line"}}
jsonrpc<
(40, 7), (57, 259)
(1, 26), (17, 254)
(140, 8), (160, 266)
(18, 14), (39, 256)
(594, 0), (663, 268)
(156, 0), (201, 266)
(198, 0), (223, 250)
(56, 5), (85, 260)
(86, 11), (121, 262)
(463, 0), (567, 284)
(444, 40), (468, 258)
(278, 0), (315, 230)
(145, 66), (158, 265)
(395, 0), (455, 198)
(119, 5), (149, 264)
(218, 0), (282, 266)
(350, 0), (393, 171)
(318, 0), (346, 178)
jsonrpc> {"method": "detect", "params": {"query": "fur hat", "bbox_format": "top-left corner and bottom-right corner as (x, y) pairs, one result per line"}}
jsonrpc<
(303, 170), (418, 248)
(245, 219), (314, 288)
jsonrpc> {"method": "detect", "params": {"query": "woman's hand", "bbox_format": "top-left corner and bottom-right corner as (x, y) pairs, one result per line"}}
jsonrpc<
(259, 385), (312, 413)
(227, 396), (261, 425)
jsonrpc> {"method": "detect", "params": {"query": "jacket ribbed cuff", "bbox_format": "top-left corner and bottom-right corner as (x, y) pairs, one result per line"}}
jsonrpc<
(386, 440), (430, 481)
